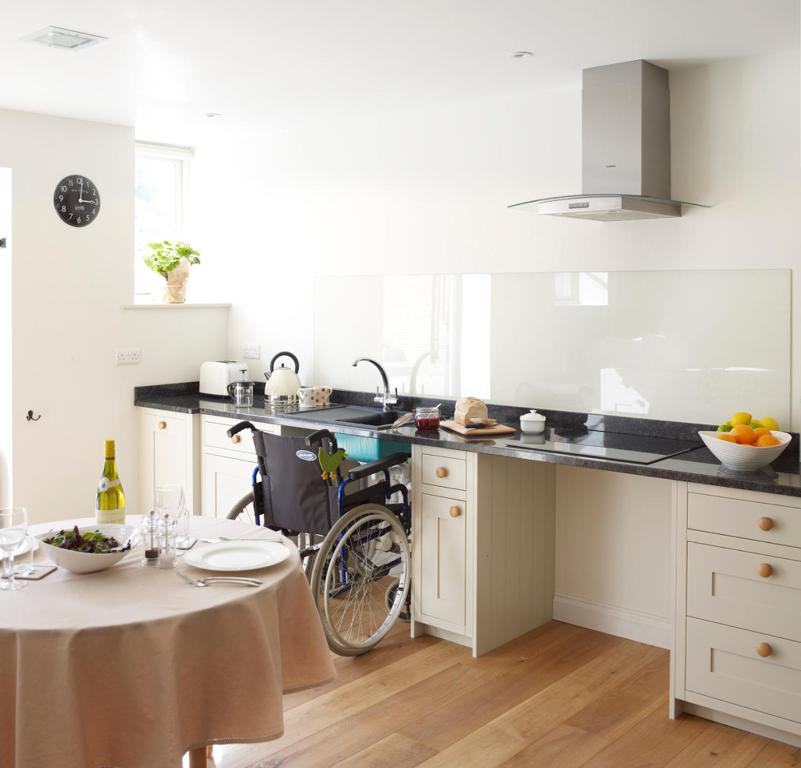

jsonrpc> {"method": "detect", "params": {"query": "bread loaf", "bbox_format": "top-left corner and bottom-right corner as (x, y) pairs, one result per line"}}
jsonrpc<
(454, 397), (489, 425)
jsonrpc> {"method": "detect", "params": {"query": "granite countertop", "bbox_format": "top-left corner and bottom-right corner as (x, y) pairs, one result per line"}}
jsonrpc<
(134, 384), (801, 498)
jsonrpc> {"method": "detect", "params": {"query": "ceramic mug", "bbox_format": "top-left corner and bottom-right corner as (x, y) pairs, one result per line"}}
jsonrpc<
(298, 386), (332, 407)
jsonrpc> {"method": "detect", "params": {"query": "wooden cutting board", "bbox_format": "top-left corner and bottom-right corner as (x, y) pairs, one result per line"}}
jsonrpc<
(440, 419), (517, 437)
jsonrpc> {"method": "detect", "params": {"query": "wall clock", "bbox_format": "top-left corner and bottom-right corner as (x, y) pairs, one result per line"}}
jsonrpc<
(53, 175), (100, 227)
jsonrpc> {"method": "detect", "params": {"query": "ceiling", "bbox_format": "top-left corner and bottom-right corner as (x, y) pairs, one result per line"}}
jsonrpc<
(1, 0), (797, 143)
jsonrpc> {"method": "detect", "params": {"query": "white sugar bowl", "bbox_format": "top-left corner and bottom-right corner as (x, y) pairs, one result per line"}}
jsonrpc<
(520, 409), (546, 434)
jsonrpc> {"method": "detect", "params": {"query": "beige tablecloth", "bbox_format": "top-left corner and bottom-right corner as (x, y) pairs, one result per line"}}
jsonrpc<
(0, 516), (335, 768)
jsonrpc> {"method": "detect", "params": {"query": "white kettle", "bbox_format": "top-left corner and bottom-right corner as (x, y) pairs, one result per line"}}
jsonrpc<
(264, 351), (301, 404)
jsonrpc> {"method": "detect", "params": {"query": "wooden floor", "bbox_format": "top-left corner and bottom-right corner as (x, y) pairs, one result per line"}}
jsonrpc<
(204, 621), (799, 768)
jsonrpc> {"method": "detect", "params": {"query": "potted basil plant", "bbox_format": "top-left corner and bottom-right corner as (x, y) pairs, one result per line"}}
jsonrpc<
(143, 241), (201, 304)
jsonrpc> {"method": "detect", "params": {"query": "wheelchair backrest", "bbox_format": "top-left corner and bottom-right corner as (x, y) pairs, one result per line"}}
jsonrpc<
(251, 430), (339, 535)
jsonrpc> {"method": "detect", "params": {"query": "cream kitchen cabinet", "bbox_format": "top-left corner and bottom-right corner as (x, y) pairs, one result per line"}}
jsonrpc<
(673, 482), (801, 746)
(200, 415), (279, 518)
(417, 490), (470, 633)
(411, 445), (555, 657)
(139, 408), (200, 515)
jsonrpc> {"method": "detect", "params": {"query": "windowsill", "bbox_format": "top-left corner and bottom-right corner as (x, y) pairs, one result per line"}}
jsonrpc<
(123, 302), (232, 310)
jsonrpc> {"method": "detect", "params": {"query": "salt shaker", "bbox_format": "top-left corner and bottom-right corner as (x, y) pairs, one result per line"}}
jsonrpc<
(157, 513), (177, 569)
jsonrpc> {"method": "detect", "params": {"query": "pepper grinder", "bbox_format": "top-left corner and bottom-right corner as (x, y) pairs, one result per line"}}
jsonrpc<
(143, 510), (160, 565)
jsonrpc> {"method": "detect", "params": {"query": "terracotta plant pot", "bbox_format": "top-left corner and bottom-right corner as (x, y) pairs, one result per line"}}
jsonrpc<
(162, 259), (191, 304)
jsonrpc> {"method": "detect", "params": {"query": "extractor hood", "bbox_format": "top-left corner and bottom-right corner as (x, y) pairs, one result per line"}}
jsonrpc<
(509, 59), (706, 221)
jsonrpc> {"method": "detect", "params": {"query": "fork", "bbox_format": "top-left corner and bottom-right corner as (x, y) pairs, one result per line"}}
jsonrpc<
(176, 570), (262, 588)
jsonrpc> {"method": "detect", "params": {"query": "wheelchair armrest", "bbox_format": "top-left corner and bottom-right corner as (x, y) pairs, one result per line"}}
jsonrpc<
(305, 429), (336, 450)
(347, 452), (409, 481)
(226, 421), (256, 438)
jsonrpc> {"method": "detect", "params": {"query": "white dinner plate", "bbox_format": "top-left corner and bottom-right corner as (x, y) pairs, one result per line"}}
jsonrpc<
(184, 540), (290, 572)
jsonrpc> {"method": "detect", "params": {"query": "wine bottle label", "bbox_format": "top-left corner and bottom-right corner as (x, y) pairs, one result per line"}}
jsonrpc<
(98, 478), (121, 492)
(96, 506), (125, 524)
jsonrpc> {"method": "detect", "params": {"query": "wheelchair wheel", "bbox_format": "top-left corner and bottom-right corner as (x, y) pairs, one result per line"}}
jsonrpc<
(226, 491), (258, 525)
(310, 503), (411, 656)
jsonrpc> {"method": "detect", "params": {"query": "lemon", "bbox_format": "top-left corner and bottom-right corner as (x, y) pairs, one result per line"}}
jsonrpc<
(760, 416), (780, 431)
(717, 422), (732, 432)
(730, 412), (752, 426)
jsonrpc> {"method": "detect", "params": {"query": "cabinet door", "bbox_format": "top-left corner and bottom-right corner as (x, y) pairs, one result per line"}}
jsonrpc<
(140, 411), (191, 513)
(203, 453), (256, 518)
(417, 492), (468, 631)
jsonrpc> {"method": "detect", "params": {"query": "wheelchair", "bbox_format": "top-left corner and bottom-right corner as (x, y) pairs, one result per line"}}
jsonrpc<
(225, 421), (412, 656)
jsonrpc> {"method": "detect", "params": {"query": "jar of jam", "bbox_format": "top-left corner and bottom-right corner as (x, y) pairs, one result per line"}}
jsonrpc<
(415, 406), (441, 431)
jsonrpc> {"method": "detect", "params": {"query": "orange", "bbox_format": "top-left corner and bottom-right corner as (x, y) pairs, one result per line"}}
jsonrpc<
(755, 434), (781, 447)
(717, 433), (737, 443)
(730, 424), (757, 444)
(752, 428), (771, 440)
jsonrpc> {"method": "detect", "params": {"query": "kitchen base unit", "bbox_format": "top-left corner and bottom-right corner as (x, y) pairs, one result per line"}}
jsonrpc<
(139, 408), (200, 516)
(201, 415), (280, 518)
(411, 445), (556, 657)
(673, 482), (801, 748)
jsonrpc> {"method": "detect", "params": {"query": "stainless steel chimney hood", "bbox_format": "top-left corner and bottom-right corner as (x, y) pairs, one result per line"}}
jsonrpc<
(509, 59), (706, 221)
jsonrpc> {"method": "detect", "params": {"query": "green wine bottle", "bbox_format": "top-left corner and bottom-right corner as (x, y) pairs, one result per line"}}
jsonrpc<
(96, 440), (126, 524)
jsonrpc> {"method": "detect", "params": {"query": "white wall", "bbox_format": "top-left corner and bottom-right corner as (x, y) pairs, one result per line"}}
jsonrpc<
(195, 51), (801, 432)
(189, 50), (800, 641)
(0, 109), (228, 523)
(0, 168), (11, 508)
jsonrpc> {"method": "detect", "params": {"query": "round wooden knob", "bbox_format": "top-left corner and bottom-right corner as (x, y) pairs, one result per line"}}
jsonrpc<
(158, 420), (167, 430)
(435, 467), (449, 479)
(757, 563), (774, 578)
(449, 506), (461, 518)
(758, 517), (774, 531)
(231, 434), (241, 444)
(756, 642), (773, 658)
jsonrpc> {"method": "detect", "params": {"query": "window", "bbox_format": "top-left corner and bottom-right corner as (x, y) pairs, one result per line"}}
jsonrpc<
(134, 142), (193, 298)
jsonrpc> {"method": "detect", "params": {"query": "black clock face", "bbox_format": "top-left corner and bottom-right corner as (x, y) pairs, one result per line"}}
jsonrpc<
(53, 175), (100, 227)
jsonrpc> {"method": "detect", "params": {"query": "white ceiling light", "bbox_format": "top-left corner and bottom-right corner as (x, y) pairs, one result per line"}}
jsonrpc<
(22, 26), (106, 50)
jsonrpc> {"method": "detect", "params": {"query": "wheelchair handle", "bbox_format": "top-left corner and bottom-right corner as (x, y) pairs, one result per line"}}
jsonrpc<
(305, 429), (337, 451)
(226, 420), (257, 438)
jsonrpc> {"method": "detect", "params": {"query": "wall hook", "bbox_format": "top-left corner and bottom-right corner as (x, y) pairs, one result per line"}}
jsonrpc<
(26, 410), (41, 422)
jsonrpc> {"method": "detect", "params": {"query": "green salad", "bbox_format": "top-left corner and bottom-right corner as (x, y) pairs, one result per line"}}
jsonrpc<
(44, 526), (129, 554)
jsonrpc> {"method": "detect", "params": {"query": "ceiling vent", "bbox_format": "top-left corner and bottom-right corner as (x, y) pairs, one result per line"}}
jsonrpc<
(23, 26), (106, 50)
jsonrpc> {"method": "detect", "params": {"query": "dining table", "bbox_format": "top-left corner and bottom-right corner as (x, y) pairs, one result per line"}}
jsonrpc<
(0, 515), (336, 768)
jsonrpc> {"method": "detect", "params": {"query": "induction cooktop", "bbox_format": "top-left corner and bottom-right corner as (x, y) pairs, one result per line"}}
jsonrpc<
(506, 428), (701, 465)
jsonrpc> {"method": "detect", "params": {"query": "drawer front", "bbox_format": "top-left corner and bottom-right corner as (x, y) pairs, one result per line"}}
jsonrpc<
(688, 492), (801, 549)
(687, 542), (801, 642)
(686, 617), (801, 725)
(203, 417), (275, 457)
(417, 492), (468, 630)
(421, 452), (466, 491)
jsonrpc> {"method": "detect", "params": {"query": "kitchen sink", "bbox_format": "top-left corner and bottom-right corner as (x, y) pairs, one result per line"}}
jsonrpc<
(335, 410), (404, 430)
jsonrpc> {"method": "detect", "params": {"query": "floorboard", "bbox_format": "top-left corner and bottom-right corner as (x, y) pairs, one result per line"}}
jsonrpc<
(206, 621), (796, 768)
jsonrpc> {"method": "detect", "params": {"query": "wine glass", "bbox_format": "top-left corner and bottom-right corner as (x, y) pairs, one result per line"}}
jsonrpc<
(155, 485), (191, 547)
(0, 507), (28, 591)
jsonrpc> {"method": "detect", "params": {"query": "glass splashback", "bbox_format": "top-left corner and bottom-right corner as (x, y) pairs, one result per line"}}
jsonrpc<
(313, 270), (791, 425)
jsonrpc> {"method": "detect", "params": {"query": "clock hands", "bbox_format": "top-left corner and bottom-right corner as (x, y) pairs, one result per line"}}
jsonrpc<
(77, 180), (96, 205)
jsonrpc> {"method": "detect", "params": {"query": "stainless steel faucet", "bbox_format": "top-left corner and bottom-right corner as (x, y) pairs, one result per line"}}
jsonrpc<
(352, 358), (399, 410)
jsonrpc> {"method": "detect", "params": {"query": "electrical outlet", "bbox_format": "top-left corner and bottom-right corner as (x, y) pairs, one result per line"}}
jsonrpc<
(243, 343), (261, 360)
(115, 348), (142, 365)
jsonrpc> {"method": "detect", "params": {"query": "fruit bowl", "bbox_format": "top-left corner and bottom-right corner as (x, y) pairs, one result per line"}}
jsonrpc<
(699, 430), (792, 472)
